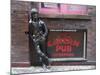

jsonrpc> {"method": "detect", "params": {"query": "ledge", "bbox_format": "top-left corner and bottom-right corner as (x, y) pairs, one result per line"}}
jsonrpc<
(39, 14), (91, 20)
(11, 61), (96, 67)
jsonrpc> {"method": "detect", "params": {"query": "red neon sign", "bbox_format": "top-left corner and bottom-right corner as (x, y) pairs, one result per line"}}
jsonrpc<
(47, 30), (86, 58)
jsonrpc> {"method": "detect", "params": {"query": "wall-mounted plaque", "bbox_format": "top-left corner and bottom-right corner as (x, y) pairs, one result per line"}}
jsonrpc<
(41, 3), (59, 9)
(60, 4), (88, 15)
(68, 5), (87, 11)
(39, 3), (60, 14)
(47, 29), (87, 62)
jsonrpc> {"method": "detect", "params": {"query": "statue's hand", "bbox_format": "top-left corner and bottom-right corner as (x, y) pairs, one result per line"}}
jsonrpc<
(32, 35), (35, 38)
(41, 36), (45, 40)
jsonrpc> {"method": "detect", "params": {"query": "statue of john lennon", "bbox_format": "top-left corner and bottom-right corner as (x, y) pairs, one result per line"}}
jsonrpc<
(29, 8), (49, 68)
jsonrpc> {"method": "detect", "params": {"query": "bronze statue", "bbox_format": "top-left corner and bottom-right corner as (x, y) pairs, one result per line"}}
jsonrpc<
(29, 8), (49, 68)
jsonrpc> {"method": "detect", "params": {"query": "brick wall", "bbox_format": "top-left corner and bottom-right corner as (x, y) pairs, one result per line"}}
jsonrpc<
(11, 0), (31, 62)
(40, 6), (96, 61)
(11, 0), (96, 65)
(43, 8), (96, 61)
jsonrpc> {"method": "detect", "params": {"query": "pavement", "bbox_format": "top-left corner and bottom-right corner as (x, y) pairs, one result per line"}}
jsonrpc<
(11, 65), (96, 74)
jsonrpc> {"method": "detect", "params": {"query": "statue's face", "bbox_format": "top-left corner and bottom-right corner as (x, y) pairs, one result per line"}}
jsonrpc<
(32, 13), (38, 18)
(31, 12), (38, 22)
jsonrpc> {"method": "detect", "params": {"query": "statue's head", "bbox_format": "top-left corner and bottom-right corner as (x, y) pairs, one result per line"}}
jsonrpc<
(31, 8), (39, 21)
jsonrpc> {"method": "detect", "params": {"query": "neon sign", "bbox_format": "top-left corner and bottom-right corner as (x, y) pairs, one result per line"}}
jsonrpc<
(47, 29), (87, 61)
